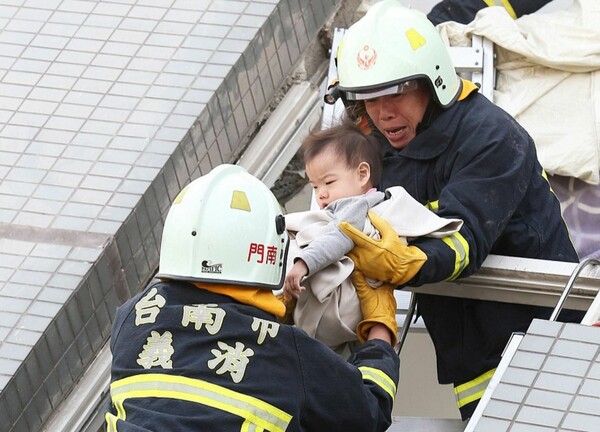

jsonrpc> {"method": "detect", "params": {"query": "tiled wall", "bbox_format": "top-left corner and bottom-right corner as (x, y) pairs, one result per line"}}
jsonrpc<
(0, 1), (343, 430)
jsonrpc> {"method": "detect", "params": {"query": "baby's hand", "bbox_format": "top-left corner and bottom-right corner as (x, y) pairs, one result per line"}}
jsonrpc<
(283, 260), (309, 300)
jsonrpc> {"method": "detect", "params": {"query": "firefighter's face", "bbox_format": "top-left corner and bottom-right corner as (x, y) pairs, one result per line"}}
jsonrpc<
(364, 86), (430, 149)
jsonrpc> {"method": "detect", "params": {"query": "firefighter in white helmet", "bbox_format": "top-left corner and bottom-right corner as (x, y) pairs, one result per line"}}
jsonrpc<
(105, 164), (400, 432)
(332, 0), (583, 420)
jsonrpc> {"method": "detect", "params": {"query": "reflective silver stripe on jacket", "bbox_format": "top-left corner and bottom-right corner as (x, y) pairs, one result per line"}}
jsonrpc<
(359, 366), (397, 400)
(442, 232), (469, 280)
(454, 368), (496, 408)
(426, 200), (469, 280)
(107, 373), (292, 432)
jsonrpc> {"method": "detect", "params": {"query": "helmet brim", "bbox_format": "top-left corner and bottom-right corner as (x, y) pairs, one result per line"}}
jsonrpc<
(343, 79), (421, 101)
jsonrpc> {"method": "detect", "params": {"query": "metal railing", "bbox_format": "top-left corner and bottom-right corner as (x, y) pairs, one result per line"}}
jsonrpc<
(408, 255), (600, 312)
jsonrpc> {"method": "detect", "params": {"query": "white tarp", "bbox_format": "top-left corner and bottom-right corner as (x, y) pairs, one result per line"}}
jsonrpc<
(438, 0), (600, 184)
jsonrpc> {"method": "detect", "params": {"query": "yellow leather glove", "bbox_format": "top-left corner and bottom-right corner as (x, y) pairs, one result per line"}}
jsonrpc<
(352, 270), (398, 346)
(340, 211), (427, 286)
(276, 292), (296, 325)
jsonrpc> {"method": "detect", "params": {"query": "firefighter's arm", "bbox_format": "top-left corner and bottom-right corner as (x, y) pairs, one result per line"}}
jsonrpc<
(366, 323), (393, 344)
(339, 211), (427, 286)
(428, 0), (553, 26)
(352, 270), (398, 346)
(295, 332), (399, 432)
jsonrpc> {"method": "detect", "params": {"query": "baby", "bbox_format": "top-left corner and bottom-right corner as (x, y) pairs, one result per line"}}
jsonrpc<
(283, 118), (462, 352)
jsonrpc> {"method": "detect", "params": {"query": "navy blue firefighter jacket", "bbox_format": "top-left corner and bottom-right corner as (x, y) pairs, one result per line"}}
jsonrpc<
(106, 280), (400, 432)
(377, 86), (580, 388)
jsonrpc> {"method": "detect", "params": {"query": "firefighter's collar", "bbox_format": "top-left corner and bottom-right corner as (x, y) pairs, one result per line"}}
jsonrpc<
(458, 79), (479, 101)
(192, 282), (286, 319)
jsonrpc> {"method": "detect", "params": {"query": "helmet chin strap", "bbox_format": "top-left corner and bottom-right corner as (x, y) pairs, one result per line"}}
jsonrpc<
(416, 97), (441, 135)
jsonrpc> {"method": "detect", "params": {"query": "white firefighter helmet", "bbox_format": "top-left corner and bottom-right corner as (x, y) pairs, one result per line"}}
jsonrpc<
(336, 0), (461, 107)
(157, 164), (289, 290)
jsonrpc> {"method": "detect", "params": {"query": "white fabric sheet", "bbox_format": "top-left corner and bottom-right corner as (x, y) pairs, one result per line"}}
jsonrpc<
(439, 0), (600, 184)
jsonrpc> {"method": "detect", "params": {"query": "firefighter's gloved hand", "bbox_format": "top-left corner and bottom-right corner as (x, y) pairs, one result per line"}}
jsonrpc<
(340, 211), (427, 286)
(276, 292), (296, 325)
(352, 270), (398, 346)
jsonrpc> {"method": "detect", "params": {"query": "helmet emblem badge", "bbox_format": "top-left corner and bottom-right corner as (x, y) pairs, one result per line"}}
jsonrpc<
(201, 260), (223, 274)
(356, 45), (377, 70)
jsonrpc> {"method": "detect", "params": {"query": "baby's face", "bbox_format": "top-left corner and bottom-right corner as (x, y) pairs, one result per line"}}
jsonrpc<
(306, 146), (370, 209)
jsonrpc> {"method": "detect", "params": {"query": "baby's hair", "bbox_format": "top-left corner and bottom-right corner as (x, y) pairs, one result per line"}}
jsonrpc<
(301, 117), (382, 187)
